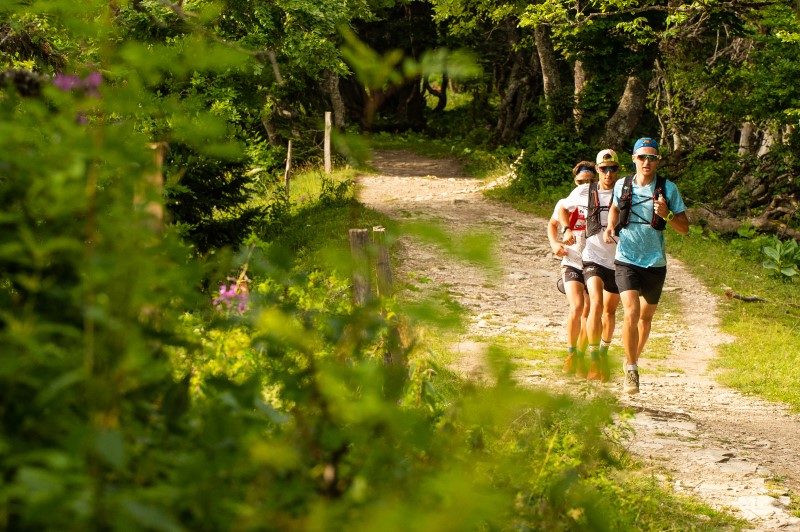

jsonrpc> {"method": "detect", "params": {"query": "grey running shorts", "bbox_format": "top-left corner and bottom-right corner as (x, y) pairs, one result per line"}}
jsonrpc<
(562, 265), (585, 286)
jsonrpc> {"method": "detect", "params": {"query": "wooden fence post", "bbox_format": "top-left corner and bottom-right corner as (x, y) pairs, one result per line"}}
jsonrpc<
(349, 228), (372, 306)
(324, 111), (332, 174)
(373, 226), (393, 297)
(135, 142), (167, 232)
(350, 227), (405, 374)
(284, 139), (292, 194)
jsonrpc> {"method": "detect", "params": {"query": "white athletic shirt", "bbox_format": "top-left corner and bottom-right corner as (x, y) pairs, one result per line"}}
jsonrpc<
(561, 183), (617, 270)
(551, 198), (585, 270)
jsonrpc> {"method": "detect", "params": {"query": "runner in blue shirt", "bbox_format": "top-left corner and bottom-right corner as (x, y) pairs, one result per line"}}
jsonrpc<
(603, 137), (689, 394)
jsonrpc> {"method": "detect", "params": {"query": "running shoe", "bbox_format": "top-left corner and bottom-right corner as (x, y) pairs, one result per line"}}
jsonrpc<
(563, 353), (587, 376)
(624, 369), (640, 394)
(575, 354), (588, 378)
(599, 353), (611, 382)
(587, 359), (602, 381)
(563, 353), (577, 375)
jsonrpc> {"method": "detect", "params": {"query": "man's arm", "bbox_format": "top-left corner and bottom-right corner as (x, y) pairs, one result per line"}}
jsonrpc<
(547, 217), (566, 257)
(557, 204), (575, 245)
(654, 187), (690, 235)
(668, 211), (689, 235)
(603, 203), (619, 243)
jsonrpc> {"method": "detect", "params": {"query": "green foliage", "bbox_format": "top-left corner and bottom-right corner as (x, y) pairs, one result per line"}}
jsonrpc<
(165, 143), (262, 253)
(422, 93), (497, 145)
(515, 122), (592, 193)
(729, 224), (774, 262)
(676, 143), (739, 204)
(521, 0), (660, 62)
(318, 173), (355, 207)
(761, 237), (800, 281)
(0, 12), (71, 71)
(256, 191), (293, 241)
(341, 23), (481, 131)
(734, 3), (800, 123)
(341, 28), (405, 90)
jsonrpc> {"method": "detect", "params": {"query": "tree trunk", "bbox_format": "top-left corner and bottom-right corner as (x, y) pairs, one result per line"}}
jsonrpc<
(738, 121), (754, 156)
(324, 70), (346, 128)
(506, 82), (531, 142)
(495, 51), (525, 142)
(348, 228), (372, 306)
(434, 73), (448, 112)
(267, 49), (284, 85)
(655, 59), (682, 155)
(498, 49), (539, 143)
(397, 78), (426, 130)
(534, 25), (563, 119)
(534, 25), (560, 99)
(687, 205), (800, 240)
(600, 75), (646, 149)
(573, 60), (586, 132)
(757, 127), (775, 157)
(783, 124), (795, 144)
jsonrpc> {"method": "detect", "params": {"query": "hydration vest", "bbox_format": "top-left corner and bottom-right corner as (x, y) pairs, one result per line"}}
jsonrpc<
(585, 181), (603, 237)
(614, 174), (668, 236)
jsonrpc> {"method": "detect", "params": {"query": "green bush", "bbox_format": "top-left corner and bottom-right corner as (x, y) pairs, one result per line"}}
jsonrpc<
(515, 121), (592, 193)
(728, 224), (773, 261)
(165, 143), (262, 253)
(729, 225), (800, 281)
(762, 236), (800, 281)
(677, 144), (738, 204)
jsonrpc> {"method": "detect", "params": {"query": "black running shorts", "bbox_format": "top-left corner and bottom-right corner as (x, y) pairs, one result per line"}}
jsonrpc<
(562, 265), (585, 286)
(583, 262), (619, 294)
(614, 261), (667, 304)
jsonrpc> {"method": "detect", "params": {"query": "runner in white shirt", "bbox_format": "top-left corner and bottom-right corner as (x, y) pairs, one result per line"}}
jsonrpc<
(559, 149), (621, 381)
(547, 161), (596, 377)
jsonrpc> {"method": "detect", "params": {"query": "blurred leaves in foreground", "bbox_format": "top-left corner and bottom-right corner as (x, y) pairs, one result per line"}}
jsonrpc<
(0, 1), (741, 530)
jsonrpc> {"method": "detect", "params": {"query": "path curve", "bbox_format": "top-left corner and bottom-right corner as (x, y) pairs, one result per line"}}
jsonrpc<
(357, 149), (800, 530)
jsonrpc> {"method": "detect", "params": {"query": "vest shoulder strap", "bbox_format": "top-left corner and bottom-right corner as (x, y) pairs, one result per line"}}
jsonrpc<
(614, 174), (635, 235)
(585, 181), (602, 237)
(654, 176), (667, 198)
(651, 176), (669, 230)
(622, 174), (634, 196)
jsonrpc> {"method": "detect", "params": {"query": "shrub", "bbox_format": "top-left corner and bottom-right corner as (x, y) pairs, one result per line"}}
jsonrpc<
(165, 143), (262, 254)
(514, 121), (592, 194)
(762, 236), (800, 281)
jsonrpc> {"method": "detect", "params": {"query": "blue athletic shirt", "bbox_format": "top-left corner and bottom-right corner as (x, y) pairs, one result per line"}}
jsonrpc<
(611, 176), (686, 268)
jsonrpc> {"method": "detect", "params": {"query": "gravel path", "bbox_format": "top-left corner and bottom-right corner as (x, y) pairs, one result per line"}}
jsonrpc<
(357, 149), (800, 531)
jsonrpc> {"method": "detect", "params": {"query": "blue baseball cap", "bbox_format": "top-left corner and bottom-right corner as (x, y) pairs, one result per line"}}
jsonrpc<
(633, 137), (659, 153)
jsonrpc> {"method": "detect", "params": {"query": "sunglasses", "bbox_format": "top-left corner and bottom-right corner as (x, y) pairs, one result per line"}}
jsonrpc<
(598, 166), (619, 173)
(635, 154), (661, 162)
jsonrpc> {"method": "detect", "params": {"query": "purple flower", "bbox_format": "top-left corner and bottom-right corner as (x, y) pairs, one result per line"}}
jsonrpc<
(52, 71), (103, 96)
(212, 281), (249, 314)
(53, 73), (81, 91)
(237, 294), (249, 313)
(83, 71), (102, 90)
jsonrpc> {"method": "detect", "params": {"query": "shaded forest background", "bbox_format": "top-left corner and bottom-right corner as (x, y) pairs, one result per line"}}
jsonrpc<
(1, 0), (798, 529)
(4, 0), (799, 244)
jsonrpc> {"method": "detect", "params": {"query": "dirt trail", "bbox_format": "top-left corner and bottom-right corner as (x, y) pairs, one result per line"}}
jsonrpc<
(358, 149), (800, 531)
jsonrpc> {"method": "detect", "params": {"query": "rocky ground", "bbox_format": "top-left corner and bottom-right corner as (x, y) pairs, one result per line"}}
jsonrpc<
(357, 149), (800, 531)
